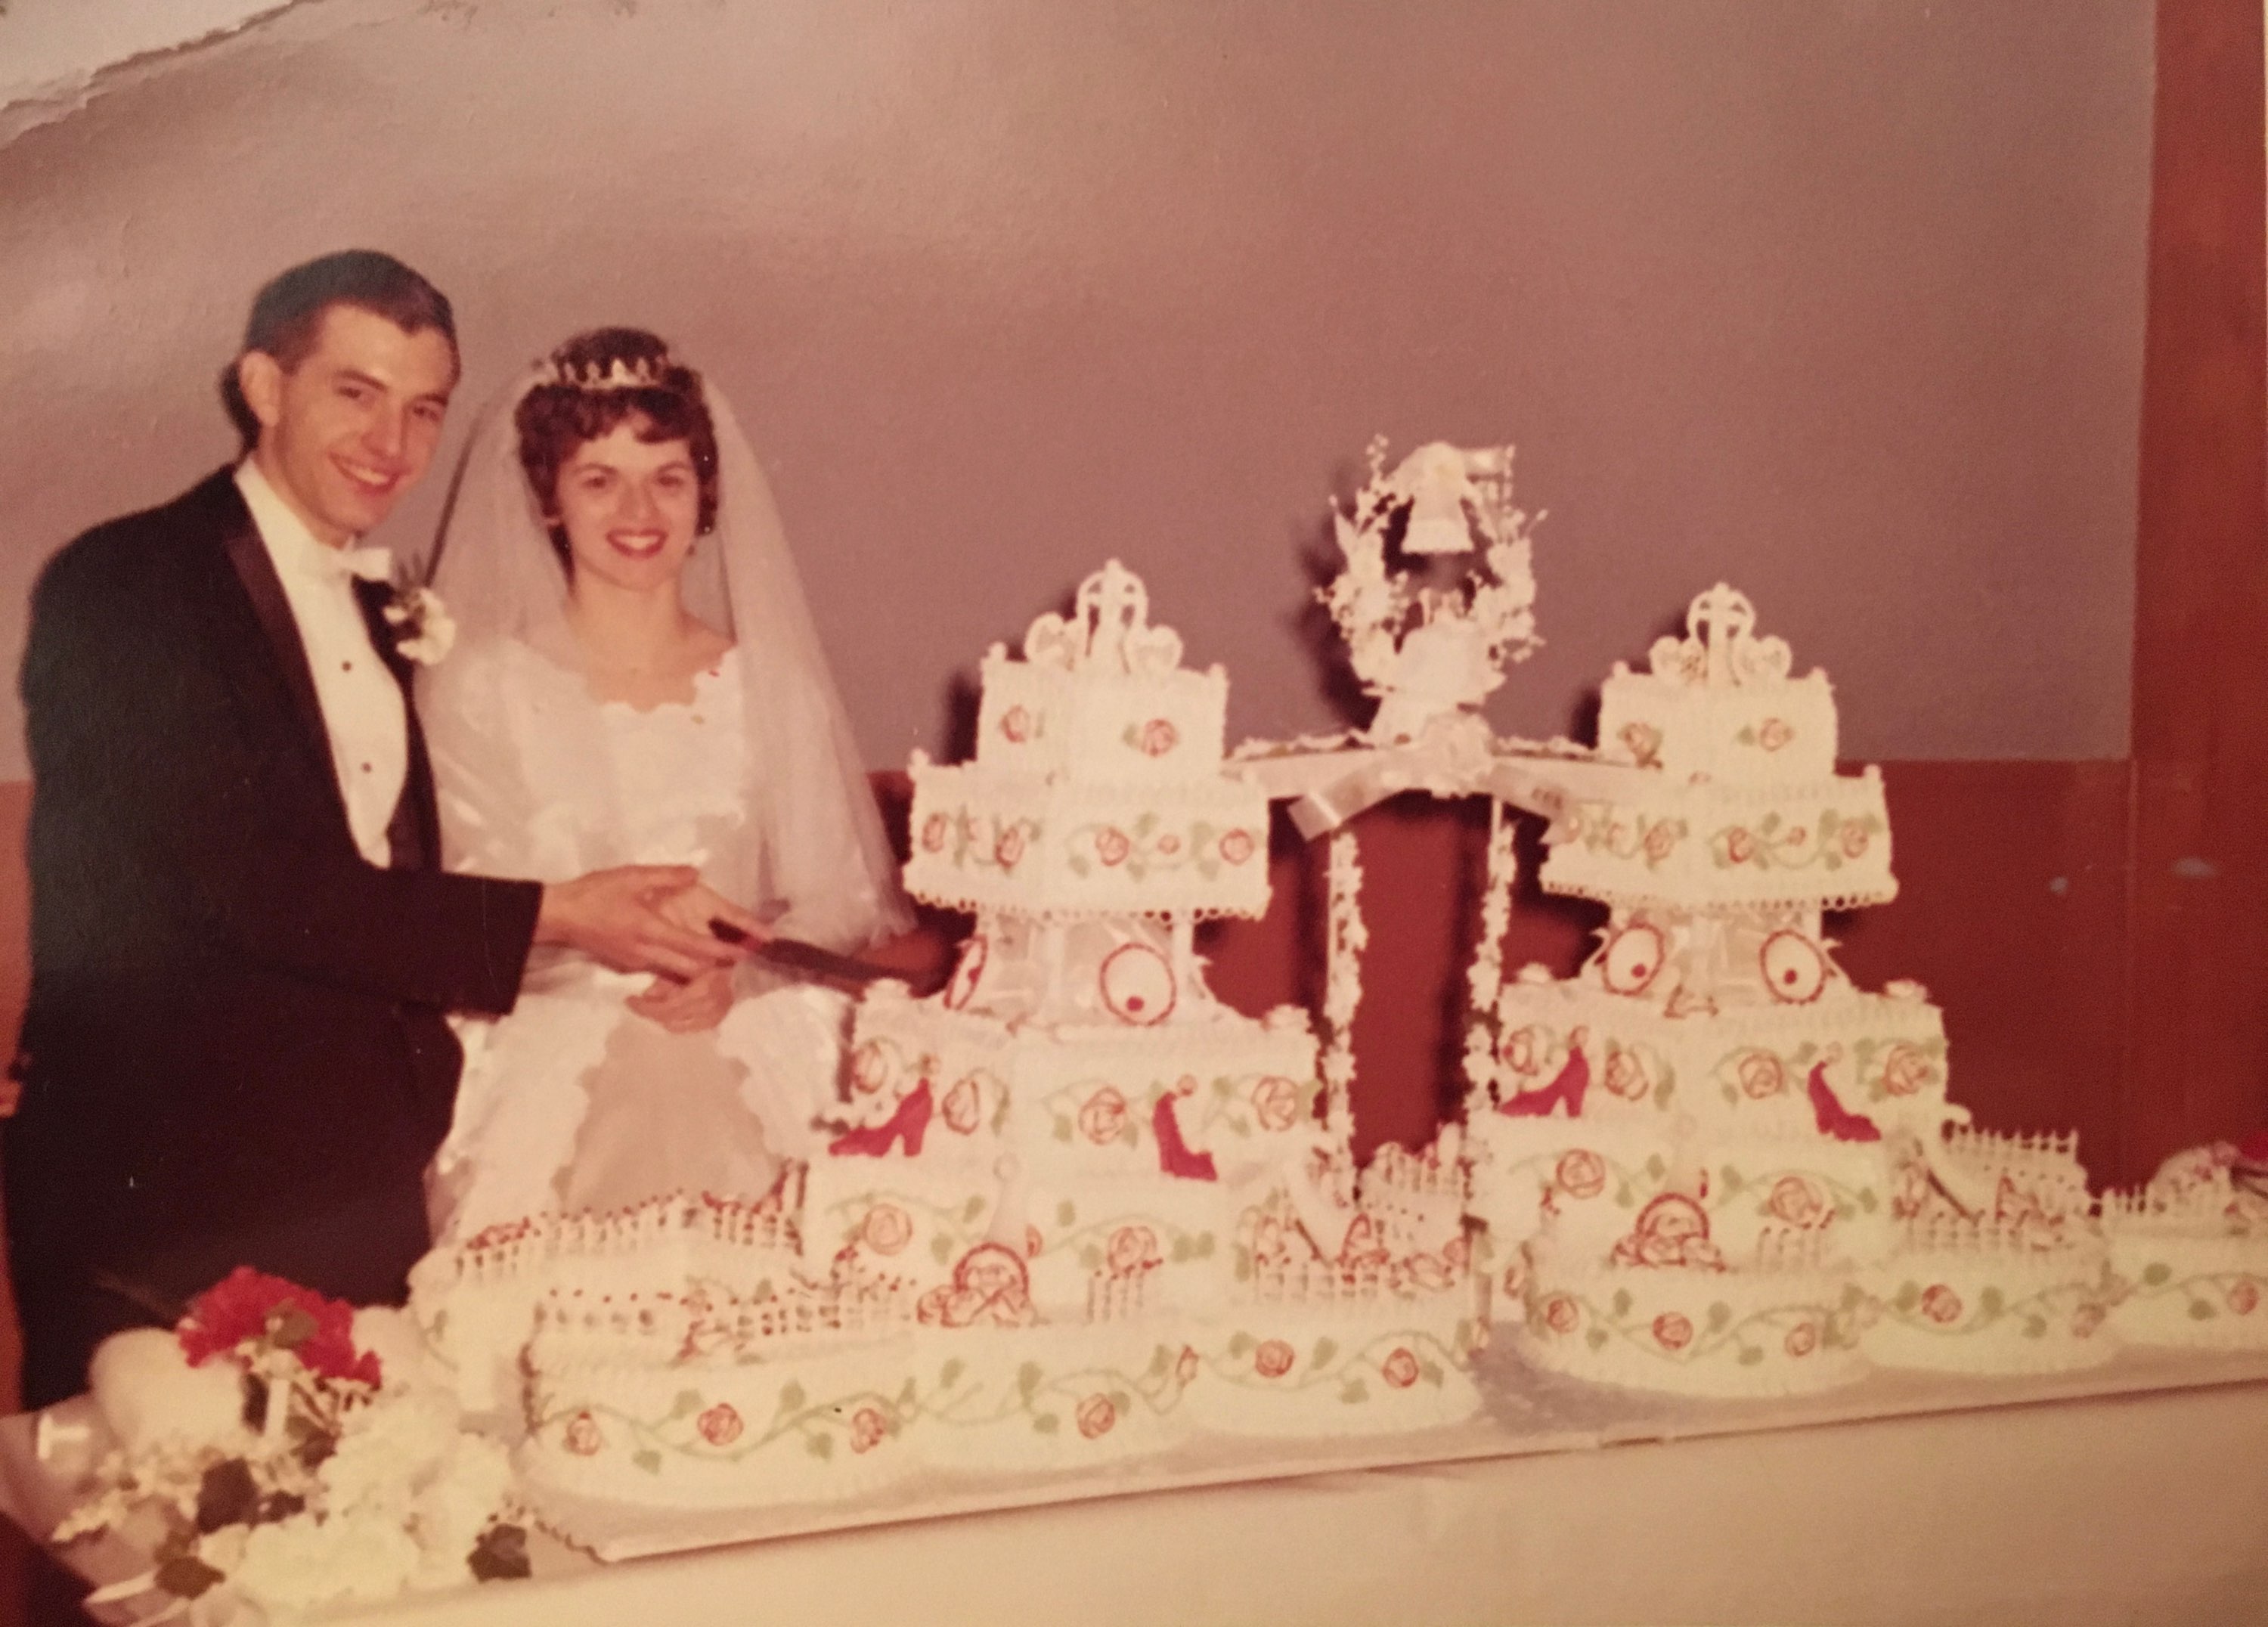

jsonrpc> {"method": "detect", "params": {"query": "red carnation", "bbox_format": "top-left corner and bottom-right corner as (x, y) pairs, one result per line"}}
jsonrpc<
(177, 1266), (381, 1388)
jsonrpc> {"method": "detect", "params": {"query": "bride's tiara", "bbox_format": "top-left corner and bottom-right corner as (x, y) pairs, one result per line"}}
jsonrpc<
(534, 355), (671, 392)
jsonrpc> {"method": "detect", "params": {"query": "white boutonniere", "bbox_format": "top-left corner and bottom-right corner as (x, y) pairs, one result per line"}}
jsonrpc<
(383, 586), (457, 665)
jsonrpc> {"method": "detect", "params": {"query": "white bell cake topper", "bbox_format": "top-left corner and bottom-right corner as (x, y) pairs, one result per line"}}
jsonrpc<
(1319, 436), (1541, 746)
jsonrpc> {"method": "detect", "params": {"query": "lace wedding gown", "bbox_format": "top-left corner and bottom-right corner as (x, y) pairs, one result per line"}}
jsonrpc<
(419, 635), (848, 1250)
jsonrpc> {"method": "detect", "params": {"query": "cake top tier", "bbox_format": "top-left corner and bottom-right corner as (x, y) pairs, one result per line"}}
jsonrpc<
(904, 560), (1271, 920)
(1599, 584), (1838, 786)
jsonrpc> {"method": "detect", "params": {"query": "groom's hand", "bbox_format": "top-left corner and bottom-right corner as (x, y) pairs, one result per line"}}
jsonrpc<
(534, 866), (761, 979)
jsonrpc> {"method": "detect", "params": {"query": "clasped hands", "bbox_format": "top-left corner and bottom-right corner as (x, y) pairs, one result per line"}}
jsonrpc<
(535, 866), (769, 1034)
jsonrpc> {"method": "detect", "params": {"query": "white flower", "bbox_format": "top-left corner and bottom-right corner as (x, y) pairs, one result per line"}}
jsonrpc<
(383, 586), (457, 665)
(234, 1511), (422, 1611)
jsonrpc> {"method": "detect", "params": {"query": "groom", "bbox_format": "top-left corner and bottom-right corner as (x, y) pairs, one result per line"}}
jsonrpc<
(5, 250), (762, 1409)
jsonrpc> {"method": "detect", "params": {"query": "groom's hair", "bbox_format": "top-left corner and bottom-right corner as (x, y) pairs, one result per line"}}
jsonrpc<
(219, 250), (458, 451)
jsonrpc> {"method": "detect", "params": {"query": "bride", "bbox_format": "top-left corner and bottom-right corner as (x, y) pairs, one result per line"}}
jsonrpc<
(412, 328), (909, 1331)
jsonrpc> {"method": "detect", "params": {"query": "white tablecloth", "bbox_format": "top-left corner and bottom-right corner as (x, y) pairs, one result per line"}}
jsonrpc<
(8, 1349), (2266, 1626)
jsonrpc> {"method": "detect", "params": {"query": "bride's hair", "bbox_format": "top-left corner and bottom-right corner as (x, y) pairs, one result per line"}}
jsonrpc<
(515, 327), (721, 565)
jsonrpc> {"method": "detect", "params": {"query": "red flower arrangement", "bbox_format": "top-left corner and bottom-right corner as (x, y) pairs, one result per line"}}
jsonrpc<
(176, 1266), (380, 1388)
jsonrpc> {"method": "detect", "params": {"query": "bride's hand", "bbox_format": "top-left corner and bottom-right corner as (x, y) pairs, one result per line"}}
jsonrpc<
(627, 966), (736, 1034)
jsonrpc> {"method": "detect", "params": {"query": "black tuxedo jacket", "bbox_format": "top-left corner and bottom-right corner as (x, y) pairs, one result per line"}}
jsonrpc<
(5, 468), (542, 1405)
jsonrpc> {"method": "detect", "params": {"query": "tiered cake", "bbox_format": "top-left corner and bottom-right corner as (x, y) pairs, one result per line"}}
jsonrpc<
(1461, 587), (2112, 1394)
(514, 564), (1482, 1513)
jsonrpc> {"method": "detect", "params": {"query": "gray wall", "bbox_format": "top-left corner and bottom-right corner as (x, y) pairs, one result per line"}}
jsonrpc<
(0, 0), (2154, 776)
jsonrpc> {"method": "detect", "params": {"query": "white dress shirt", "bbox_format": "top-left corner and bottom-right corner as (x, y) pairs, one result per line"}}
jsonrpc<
(234, 459), (409, 867)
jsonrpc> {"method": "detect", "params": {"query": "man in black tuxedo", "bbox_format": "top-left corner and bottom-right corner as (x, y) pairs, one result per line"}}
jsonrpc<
(5, 252), (762, 1408)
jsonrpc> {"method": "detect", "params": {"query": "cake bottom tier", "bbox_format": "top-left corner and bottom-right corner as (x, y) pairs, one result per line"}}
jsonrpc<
(1518, 1265), (1869, 1399)
(1865, 1249), (2118, 1374)
(2106, 1233), (2268, 1351)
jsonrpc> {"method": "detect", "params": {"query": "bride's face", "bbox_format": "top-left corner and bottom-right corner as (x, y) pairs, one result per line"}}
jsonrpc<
(551, 419), (702, 597)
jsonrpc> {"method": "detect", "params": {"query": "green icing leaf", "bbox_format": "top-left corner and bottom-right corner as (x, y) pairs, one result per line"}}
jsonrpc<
(1312, 1337), (1339, 1369)
(1706, 1301), (1731, 1332)
(1058, 1201), (1077, 1227)
(778, 1381), (807, 1414)
(1585, 1328), (1609, 1350)
(931, 1234), (955, 1264)
(1610, 1288), (1633, 1317)
(1737, 1346), (1765, 1366)
(807, 1433), (835, 1459)
(1018, 1362), (1044, 1398)
(962, 1195), (986, 1223)
(2189, 1300), (2219, 1322)
(1340, 1380), (1368, 1404)
(1893, 1281), (1922, 1312)
(1978, 1287), (2005, 1317)
(1033, 1412), (1060, 1434)
(2142, 1262), (2172, 1288)
(939, 1358), (965, 1389)
(632, 1449), (663, 1475)
(669, 1389), (703, 1419)
(2021, 1318), (2047, 1339)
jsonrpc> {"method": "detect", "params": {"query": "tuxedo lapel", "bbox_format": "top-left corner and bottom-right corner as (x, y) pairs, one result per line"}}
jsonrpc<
(218, 493), (332, 765)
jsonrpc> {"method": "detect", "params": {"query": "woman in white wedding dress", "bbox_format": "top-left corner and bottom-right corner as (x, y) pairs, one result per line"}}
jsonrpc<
(414, 327), (909, 1263)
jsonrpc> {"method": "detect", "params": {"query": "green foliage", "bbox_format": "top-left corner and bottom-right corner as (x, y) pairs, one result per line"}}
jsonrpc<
(633, 1449), (664, 1474)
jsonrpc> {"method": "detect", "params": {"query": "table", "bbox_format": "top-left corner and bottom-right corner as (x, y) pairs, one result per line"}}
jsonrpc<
(5, 1347), (2266, 1625)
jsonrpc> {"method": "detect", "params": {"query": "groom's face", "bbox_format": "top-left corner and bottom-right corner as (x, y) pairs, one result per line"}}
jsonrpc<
(239, 303), (458, 547)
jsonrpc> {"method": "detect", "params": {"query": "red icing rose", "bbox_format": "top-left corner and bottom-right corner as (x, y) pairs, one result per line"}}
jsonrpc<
(1106, 1225), (1160, 1275)
(1177, 1346), (1201, 1387)
(1554, 1149), (1607, 1201)
(1250, 1075), (1300, 1132)
(1643, 820), (1678, 863)
(1603, 1047), (1646, 1101)
(994, 825), (1027, 870)
(1218, 829), (1256, 866)
(1499, 1026), (1539, 1076)
(1138, 718), (1179, 757)
(176, 1267), (380, 1388)
(941, 1076), (982, 1135)
(1442, 1234), (1470, 1272)
(1785, 1321), (1819, 1358)
(850, 1407), (888, 1454)
(1253, 1339), (1295, 1379)
(697, 1403), (743, 1446)
(1078, 1086), (1129, 1145)
(860, 1204), (914, 1256)
(1002, 705), (1035, 743)
(1724, 828), (1756, 865)
(1737, 1051), (1786, 1100)
(1652, 1312), (1694, 1352)
(1096, 827), (1132, 866)
(1840, 822), (1871, 860)
(1157, 834), (1182, 856)
(2228, 1279), (2260, 1316)
(1756, 717), (1793, 752)
(1878, 1043), (1933, 1098)
(1076, 1394), (1117, 1440)
(564, 1411), (603, 1456)
(920, 813), (949, 853)
(2071, 1303), (2106, 1340)
(1618, 722), (1662, 766)
(1541, 1294), (1580, 1335)
(1766, 1176), (1828, 1229)
(1920, 1284), (1963, 1325)
(1380, 1348), (1421, 1390)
